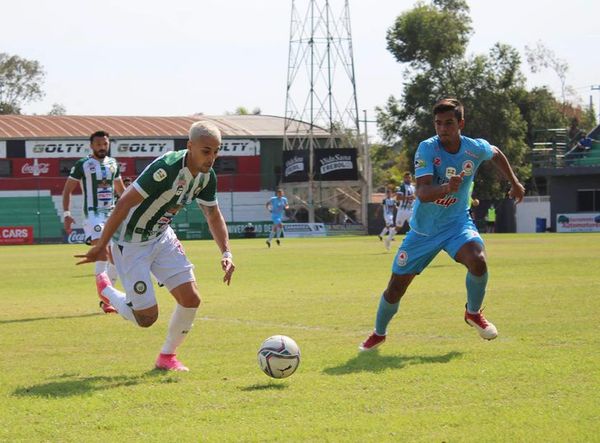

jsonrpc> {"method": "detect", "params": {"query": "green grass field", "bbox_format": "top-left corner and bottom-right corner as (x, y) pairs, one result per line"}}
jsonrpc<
(1, 234), (599, 442)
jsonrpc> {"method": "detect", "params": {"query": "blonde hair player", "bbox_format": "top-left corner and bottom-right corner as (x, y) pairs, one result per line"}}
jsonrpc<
(76, 121), (235, 371)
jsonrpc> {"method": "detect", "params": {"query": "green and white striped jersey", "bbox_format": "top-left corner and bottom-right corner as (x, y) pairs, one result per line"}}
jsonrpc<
(114, 150), (217, 244)
(396, 182), (416, 210)
(69, 155), (121, 216)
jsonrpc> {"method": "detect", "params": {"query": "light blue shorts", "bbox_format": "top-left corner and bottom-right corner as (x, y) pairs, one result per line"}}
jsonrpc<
(391, 219), (483, 275)
(271, 215), (283, 225)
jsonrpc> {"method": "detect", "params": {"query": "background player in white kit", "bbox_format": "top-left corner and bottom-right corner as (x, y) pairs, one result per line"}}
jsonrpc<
(62, 130), (125, 313)
(379, 188), (396, 249)
(75, 121), (235, 372)
(388, 172), (416, 246)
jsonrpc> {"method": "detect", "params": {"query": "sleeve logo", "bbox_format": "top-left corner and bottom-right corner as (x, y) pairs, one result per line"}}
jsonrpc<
(153, 168), (167, 182)
(414, 159), (426, 168)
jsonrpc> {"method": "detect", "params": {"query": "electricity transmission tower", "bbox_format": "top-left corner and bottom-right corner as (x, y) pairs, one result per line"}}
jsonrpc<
(283, 0), (366, 225)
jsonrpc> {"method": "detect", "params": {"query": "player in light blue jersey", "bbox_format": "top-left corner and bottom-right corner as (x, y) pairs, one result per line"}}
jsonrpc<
(360, 98), (525, 351)
(266, 188), (289, 247)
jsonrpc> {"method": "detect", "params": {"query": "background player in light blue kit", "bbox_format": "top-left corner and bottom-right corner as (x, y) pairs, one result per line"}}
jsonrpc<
(360, 98), (525, 351)
(266, 188), (289, 247)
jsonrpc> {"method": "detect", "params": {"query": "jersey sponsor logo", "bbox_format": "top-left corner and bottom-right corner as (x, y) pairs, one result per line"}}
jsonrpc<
(445, 167), (456, 178)
(97, 192), (113, 200)
(397, 250), (408, 267)
(434, 195), (458, 207)
(462, 160), (474, 176)
(414, 159), (426, 169)
(433, 157), (441, 166)
(133, 281), (147, 295)
(153, 168), (167, 182)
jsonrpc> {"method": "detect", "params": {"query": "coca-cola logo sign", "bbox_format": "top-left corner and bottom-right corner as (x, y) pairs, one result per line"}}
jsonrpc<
(64, 228), (86, 244)
(21, 162), (51, 175)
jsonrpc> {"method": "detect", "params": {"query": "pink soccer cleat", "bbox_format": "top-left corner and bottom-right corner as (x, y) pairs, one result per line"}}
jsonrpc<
(358, 331), (386, 352)
(96, 273), (117, 314)
(155, 353), (189, 372)
(464, 305), (498, 340)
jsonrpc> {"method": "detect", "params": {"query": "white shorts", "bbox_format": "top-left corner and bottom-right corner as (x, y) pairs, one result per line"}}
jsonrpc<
(83, 213), (109, 244)
(384, 214), (395, 227)
(111, 227), (195, 310)
(395, 208), (412, 227)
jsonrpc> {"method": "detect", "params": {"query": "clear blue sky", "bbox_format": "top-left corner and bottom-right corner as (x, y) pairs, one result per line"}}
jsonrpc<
(2, 0), (599, 137)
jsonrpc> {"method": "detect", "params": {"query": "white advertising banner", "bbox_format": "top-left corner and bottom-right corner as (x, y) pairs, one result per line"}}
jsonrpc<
(220, 139), (260, 156)
(113, 140), (174, 158)
(282, 222), (327, 238)
(0, 141), (6, 158)
(556, 213), (600, 232)
(26, 140), (90, 158)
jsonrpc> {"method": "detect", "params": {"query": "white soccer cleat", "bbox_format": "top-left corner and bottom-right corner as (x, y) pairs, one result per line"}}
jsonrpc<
(464, 306), (498, 340)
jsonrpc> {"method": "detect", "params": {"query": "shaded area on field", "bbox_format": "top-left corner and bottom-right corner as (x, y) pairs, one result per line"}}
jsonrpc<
(0, 312), (101, 325)
(12, 371), (178, 398)
(239, 382), (289, 392)
(323, 350), (462, 375)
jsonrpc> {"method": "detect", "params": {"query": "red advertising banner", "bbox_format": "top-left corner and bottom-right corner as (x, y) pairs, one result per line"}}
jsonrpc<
(0, 226), (34, 245)
(12, 158), (59, 177)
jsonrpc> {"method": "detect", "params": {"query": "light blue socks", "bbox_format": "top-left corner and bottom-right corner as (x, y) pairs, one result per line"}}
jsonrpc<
(466, 271), (488, 313)
(374, 294), (399, 336)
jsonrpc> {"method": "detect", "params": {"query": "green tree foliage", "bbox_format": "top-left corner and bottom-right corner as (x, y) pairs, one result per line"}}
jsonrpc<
(0, 53), (45, 115)
(375, 0), (593, 199)
(386, 0), (472, 68)
(47, 103), (67, 116)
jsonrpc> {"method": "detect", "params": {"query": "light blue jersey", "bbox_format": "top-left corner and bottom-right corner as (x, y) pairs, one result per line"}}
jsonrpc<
(411, 135), (493, 236)
(269, 196), (288, 224)
(269, 196), (288, 217)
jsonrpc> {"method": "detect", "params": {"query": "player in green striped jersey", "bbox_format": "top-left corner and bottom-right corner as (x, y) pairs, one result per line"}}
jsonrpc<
(75, 121), (235, 372)
(62, 130), (125, 313)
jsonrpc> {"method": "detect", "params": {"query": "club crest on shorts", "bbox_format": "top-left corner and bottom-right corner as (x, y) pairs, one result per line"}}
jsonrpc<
(397, 250), (408, 267)
(462, 160), (474, 176)
(133, 281), (147, 295)
(467, 229), (479, 239)
(94, 224), (102, 232)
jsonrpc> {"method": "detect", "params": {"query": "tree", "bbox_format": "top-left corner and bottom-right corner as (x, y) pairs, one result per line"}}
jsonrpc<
(0, 53), (45, 114)
(386, 0), (472, 69)
(377, 1), (531, 199)
(525, 41), (570, 111)
(226, 106), (262, 116)
(47, 103), (67, 116)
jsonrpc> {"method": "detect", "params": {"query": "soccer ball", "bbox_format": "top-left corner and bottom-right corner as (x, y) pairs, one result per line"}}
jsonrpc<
(257, 335), (301, 379)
